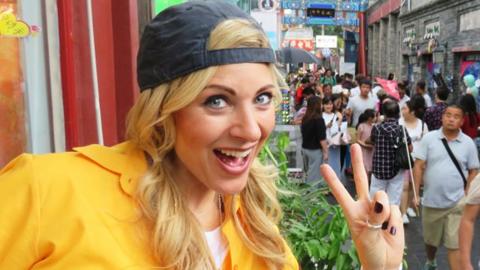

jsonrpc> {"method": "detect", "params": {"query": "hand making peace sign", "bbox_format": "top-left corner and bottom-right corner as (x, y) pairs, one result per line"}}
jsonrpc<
(321, 144), (404, 270)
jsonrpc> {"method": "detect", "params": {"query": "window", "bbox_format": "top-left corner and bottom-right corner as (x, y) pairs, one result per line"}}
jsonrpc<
(460, 9), (480, 32)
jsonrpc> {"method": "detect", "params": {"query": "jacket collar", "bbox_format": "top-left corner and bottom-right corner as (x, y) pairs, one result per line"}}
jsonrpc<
(73, 141), (147, 196)
(72, 141), (242, 213)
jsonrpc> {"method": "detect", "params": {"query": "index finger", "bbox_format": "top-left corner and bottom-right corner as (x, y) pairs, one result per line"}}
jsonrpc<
(350, 144), (370, 200)
(321, 164), (354, 209)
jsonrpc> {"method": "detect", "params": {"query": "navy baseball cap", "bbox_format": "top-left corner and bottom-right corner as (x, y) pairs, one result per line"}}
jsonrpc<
(137, 0), (276, 91)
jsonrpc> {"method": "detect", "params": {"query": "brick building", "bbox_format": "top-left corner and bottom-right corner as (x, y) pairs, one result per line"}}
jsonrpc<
(367, 0), (480, 94)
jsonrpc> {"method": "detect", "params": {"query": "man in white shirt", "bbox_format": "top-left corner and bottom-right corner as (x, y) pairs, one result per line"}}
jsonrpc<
(346, 79), (377, 127)
(416, 81), (432, 107)
(349, 74), (365, 97)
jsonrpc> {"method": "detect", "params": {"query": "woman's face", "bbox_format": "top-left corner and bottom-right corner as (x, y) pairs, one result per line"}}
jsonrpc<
(333, 98), (342, 110)
(173, 63), (276, 195)
(401, 105), (412, 119)
(324, 101), (333, 113)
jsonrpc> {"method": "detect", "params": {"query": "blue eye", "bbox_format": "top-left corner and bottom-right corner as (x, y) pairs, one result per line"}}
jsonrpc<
(256, 93), (273, 105)
(204, 95), (228, 109)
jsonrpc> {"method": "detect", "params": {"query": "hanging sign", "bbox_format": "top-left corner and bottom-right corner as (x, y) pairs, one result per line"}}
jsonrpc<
(259, 0), (278, 12)
(0, 9), (39, 38)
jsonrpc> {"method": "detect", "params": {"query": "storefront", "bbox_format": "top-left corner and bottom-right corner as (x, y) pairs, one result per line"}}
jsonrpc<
(0, 0), (140, 167)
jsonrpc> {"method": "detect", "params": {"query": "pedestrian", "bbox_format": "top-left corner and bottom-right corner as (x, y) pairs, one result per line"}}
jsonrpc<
(292, 86), (315, 124)
(370, 100), (412, 206)
(398, 82), (410, 109)
(415, 81), (433, 107)
(320, 68), (336, 87)
(349, 73), (365, 97)
(424, 86), (449, 131)
(413, 104), (480, 270)
(294, 77), (309, 110)
(458, 94), (480, 140)
(0, 2), (406, 269)
(301, 96), (328, 184)
(346, 79), (377, 127)
(332, 75), (344, 94)
(323, 96), (344, 180)
(388, 73), (395, 81)
(322, 83), (333, 99)
(459, 174), (480, 270)
(399, 101), (428, 224)
(356, 109), (376, 181)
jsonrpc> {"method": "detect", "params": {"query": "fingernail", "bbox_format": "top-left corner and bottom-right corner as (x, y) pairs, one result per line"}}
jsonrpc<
(390, 226), (397, 236)
(374, 202), (383, 213)
(381, 221), (389, 230)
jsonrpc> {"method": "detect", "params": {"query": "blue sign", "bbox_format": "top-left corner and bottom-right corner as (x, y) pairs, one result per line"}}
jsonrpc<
(281, 0), (368, 11)
(307, 3), (336, 9)
(280, 0), (304, 9)
(306, 17), (336, 25)
(283, 15), (359, 26)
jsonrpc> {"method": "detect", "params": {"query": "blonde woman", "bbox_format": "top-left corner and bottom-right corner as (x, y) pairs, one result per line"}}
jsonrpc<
(0, 1), (403, 270)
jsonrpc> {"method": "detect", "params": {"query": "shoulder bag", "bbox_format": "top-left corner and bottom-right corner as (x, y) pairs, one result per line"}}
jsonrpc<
(329, 115), (351, 145)
(441, 138), (467, 189)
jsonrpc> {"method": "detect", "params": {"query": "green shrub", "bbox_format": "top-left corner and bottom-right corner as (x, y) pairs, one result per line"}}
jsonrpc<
(261, 132), (360, 270)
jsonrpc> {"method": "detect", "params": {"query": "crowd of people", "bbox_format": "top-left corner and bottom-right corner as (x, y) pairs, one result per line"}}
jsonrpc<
(288, 68), (480, 270)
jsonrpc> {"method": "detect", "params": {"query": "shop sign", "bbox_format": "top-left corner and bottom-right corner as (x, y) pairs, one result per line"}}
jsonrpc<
(281, 39), (314, 50)
(258, 0), (278, 12)
(465, 54), (480, 62)
(282, 27), (314, 50)
(403, 27), (416, 43)
(424, 21), (440, 39)
(315, 35), (337, 48)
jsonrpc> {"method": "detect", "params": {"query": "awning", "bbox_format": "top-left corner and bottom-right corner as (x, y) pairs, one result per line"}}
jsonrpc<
(424, 32), (439, 40)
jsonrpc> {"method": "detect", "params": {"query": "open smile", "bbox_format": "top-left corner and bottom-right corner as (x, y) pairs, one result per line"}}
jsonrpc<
(213, 148), (253, 175)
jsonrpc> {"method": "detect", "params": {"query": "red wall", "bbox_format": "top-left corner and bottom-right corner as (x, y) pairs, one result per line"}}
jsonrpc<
(368, 0), (401, 25)
(57, 0), (139, 149)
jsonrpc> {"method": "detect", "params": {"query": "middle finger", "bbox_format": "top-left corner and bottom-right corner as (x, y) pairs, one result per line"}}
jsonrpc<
(351, 144), (370, 199)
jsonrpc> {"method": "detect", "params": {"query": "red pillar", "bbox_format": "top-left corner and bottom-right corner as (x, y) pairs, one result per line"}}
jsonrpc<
(358, 12), (367, 76)
(112, 0), (140, 141)
(57, 0), (139, 148)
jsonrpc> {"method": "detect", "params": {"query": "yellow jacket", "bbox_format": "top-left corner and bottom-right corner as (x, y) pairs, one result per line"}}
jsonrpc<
(0, 142), (298, 270)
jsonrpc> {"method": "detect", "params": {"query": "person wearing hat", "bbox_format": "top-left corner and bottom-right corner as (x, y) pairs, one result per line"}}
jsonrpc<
(0, 1), (403, 269)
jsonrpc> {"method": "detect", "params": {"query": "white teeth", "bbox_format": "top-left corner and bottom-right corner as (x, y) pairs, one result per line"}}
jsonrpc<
(218, 149), (251, 158)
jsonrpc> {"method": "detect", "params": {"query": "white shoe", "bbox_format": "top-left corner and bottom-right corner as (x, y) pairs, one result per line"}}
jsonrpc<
(402, 214), (410, 224)
(407, 207), (417, 217)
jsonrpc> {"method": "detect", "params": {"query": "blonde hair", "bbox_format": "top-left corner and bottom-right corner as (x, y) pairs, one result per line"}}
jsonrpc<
(126, 19), (289, 270)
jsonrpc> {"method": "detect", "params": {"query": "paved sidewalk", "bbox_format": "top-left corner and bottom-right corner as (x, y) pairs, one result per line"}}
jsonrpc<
(339, 176), (480, 269)
(404, 213), (480, 269)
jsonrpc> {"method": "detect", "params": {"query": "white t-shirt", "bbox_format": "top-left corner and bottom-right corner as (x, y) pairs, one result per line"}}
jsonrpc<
(332, 84), (343, 94)
(423, 93), (433, 107)
(398, 95), (410, 109)
(347, 95), (376, 127)
(350, 86), (360, 97)
(323, 112), (340, 140)
(205, 227), (228, 269)
(350, 86), (377, 99)
(399, 118), (428, 151)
